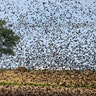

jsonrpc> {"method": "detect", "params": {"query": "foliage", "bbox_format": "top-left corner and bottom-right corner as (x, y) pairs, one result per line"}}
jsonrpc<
(15, 66), (28, 72)
(0, 20), (19, 57)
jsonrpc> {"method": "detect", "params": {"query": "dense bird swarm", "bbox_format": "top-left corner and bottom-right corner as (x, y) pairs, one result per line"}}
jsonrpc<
(0, 0), (96, 70)
(0, 1), (96, 95)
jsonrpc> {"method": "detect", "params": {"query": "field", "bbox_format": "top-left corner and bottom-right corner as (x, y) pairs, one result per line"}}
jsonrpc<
(0, 69), (96, 96)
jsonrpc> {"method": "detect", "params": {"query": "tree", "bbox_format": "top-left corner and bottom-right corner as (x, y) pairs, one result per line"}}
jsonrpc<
(0, 20), (19, 57)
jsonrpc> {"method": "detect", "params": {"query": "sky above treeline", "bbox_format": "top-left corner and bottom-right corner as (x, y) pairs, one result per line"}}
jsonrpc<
(0, 0), (96, 70)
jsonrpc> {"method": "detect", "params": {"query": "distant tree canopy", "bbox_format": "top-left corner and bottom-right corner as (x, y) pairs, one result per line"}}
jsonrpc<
(0, 20), (19, 57)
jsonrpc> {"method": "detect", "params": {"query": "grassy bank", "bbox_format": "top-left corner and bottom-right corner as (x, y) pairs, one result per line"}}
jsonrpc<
(0, 69), (96, 87)
(0, 69), (96, 95)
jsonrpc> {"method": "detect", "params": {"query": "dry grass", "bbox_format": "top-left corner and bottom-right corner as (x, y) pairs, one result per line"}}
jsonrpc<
(0, 70), (95, 87)
(0, 69), (96, 95)
(0, 85), (96, 96)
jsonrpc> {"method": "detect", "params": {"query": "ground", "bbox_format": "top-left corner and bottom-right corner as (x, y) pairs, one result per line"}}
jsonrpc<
(0, 69), (96, 96)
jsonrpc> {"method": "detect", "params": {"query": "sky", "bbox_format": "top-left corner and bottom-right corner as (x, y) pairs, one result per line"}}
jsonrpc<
(0, 0), (96, 69)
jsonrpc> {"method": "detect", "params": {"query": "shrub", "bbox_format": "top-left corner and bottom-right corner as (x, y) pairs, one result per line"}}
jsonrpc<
(15, 66), (28, 72)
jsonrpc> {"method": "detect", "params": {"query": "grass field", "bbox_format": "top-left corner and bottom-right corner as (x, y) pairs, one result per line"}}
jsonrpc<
(0, 69), (96, 96)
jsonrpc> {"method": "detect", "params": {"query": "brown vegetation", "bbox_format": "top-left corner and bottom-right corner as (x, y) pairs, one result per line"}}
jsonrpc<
(0, 69), (96, 95)
(14, 66), (28, 73)
(0, 86), (96, 96)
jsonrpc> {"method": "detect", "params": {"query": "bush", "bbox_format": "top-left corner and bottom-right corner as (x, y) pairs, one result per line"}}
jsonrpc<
(15, 66), (28, 72)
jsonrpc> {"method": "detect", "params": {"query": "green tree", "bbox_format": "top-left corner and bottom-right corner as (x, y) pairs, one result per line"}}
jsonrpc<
(0, 20), (19, 57)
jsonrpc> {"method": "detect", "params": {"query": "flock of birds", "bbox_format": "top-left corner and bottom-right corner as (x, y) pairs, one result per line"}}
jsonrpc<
(0, 0), (96, 70)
